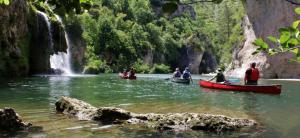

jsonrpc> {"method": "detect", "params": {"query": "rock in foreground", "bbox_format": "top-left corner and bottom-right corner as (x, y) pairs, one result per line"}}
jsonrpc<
(0, 108), (31, 132)
(56, 97), (257, 133)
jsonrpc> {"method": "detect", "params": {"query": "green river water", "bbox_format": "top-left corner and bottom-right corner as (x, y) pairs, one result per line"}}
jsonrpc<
(0, 74), (299, 137)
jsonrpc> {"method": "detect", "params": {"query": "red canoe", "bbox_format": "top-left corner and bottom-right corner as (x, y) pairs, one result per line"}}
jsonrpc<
(199, 80), (281, 94)
(118, 73), (137, 80)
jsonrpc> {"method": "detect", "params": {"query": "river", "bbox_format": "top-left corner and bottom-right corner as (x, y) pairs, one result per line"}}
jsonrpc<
(0, 74), (299, 137)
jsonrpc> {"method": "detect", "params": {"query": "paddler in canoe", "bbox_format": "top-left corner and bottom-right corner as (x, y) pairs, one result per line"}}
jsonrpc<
(200, 62), (281, 94)
(171, 67), (192, 84)
(119, 69), (129, 79)
(244, 62), (260, 85)
(182, 67), (193, 83)
(172, 67), (182, 78)
(128, 68), (137, 79)
(208, 68), (229, 84)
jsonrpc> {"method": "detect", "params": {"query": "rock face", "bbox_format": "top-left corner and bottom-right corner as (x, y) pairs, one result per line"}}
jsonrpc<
(66, 22), (86, 73)
(28, 9), (52, 74)
(152, 0), (196, 19)
(228, 0), (300, 78)
(179, 45), (217, 74)
(56, 97), (257, 133)
(0, 108), (31, 132)
(0, 0), (30, 77)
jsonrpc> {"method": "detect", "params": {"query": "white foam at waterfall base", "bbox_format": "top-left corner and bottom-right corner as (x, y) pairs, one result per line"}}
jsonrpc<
(49, 14), (74, 76)
(50, 52), (73, 75)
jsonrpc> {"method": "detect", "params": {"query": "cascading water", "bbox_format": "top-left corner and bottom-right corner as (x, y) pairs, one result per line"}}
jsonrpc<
(37, 11), (53, 49)
(37, 10), (73, 75)
(50, 15), (73, 75)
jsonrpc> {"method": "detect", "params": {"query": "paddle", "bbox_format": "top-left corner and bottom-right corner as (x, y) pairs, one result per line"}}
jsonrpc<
(164, 78), (171, 80)
(190, 76), (193, 84)
(207, 75), (217, 82)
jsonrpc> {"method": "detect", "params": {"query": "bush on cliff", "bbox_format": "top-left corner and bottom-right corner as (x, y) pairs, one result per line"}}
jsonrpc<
(133, 59), (151, 73)
(150, 64), (171, 74)
(83, 59), (112, 74)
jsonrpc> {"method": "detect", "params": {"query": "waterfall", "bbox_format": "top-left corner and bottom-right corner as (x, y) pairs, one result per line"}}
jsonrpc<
(37, 11), (53, 49)
(50, 15), (74, 75)
(36, 10), (73, 75)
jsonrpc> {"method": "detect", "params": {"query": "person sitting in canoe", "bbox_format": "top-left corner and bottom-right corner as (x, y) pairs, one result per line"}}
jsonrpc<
(182, 67), (192, 80)
(119, 69), (129, 79)
(209, 68), (228, 83)
(244, 62), (260, 85)
(122, 69), (128, 77)
(172, 67), (182, 78)
(128, 68), (136, 79)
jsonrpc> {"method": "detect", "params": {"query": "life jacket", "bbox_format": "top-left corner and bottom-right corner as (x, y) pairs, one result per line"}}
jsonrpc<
(251, 68), (259, 81)
(182, 71), (190, 79)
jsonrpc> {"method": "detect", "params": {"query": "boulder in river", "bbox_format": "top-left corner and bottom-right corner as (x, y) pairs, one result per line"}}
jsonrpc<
(56, 97), (258, 133)
(0, 107), (31, 132)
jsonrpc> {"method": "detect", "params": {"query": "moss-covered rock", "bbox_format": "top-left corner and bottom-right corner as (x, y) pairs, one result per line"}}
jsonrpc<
(0, 0), (30, 77)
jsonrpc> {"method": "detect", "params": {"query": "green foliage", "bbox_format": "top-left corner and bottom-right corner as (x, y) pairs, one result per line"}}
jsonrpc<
(0, 0), (9, 5)
(150, 64), (171, 74)
(29, 0), (93, 15)
(253, 7), (300, 62)
(83, 45), (112, 74)
(83, 59), (112, 74)
(74, 0), (244, 73)
(133, 59), (151, 73)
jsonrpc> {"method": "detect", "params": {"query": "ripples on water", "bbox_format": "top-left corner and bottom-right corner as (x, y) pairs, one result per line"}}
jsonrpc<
(0, 74), (300, 137)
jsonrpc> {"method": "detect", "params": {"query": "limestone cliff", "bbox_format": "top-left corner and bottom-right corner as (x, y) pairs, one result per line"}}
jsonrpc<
(0, 0), (29, 77)
(228, 0), (300, 78)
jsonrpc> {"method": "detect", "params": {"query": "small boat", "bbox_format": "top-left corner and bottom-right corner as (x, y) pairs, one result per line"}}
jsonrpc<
(199, 80), (281, 94)
(118, 73), (136, 80)
(171, 78), (190, 84)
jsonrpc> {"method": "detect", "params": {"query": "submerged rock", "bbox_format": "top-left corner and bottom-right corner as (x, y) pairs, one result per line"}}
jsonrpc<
(0, 107), (31, 132)
(55, 96), (97, 120)
(56, 97), (258, 133)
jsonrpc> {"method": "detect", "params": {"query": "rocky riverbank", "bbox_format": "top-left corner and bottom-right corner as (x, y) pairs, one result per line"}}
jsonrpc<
(56, 97), (258, 133)
(0, 108), (31, 132)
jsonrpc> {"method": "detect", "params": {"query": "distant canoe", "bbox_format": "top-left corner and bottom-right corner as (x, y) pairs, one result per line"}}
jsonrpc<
(171, 78), (190, 84)
(118, 73), (136, 80)
(199, 80), (281, 94)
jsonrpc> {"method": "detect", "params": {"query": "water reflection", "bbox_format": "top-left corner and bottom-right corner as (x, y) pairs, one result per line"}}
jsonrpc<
(48, 76), (70, 105)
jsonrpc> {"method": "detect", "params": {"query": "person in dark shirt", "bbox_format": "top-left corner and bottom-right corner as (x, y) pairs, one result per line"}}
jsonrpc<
(209, 68), (227, 83)
(128, 68), (136, 79)
(182, 67), (191, 79)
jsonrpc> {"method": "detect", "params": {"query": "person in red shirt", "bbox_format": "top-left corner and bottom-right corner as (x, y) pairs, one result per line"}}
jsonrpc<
(244, 62), (260, 85)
